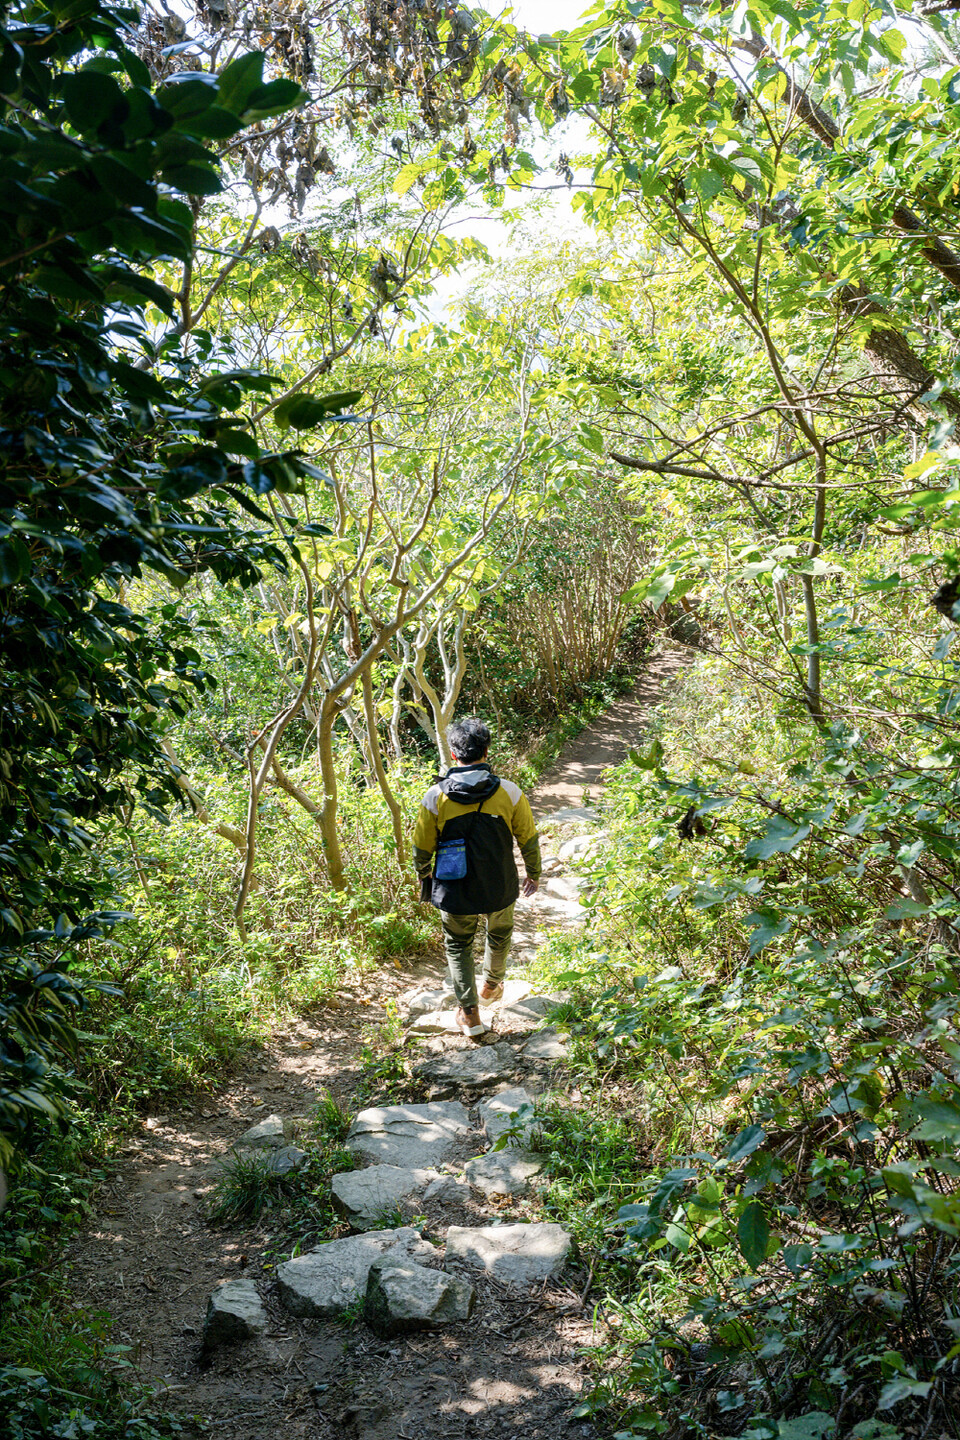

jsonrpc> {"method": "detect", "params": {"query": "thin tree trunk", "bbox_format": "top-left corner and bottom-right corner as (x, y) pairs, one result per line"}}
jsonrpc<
(161, 740), (247, 852)
(361, 664), (408, 870)
(317, 697), (347, 891)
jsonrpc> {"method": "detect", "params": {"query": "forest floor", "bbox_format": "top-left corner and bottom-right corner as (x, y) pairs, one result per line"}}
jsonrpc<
(60, 648), (688, 1440)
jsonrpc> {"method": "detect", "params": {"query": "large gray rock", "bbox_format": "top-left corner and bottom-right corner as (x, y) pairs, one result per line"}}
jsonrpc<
(477, 1087), (537, 1144)
(445, 1223), (573, 1288)
(331, 1165), (440, 1230)
(346, 1102), (472, 1168)
(549, 806), (599, 824)
(543, 876), (584, 903)
(423, 1174), (469, 1205)
(233, 1113), (292, 1150)
(232, 1143), (306, 1175)
(494, 976), (534, 1007)
(402, 986), (456, 1022)
(557, 830), (608, 861)
(464, 1149), (545, 1199)
(523, 1028), (570, 1062)
(408, 1009), (462, 1036)
(277, 1227), (434, 1318)
(498, 994), (567, 1032)
(414, 1042), (517, 1092)
(203, 1279), (268, 1348)
(363, 1257), (474, 1336)
(534, 892), (586, 922)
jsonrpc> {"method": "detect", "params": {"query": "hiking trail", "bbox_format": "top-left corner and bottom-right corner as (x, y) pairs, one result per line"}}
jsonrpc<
(63, 650), (687, 1440)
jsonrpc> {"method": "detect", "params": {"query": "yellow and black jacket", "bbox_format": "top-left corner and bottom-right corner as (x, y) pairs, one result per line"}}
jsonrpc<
(413, 763), (541, 915)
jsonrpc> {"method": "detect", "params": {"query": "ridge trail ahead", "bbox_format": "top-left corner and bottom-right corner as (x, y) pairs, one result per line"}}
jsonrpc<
(62, 649), (688, 1440)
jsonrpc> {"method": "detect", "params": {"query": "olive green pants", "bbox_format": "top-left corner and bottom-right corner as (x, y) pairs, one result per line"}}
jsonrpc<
(440, 904), (515, 1010)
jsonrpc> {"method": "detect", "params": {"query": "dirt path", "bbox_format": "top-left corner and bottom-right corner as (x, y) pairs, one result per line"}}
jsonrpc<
(62, 649), (687, 1440)
(531, 649), (689, 816)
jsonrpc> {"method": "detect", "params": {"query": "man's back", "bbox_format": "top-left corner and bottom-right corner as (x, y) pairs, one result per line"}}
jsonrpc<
(414, 762), (538, 914)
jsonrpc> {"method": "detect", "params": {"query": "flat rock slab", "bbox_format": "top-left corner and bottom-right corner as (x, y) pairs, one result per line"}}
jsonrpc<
(331, 1165), (441, 1230)
(234, 1113), (293, 1150)
(203, 1279), (268, 1348)
(277, 1227), (434, 1318)
(346, 1101), (472, 1169)
(464, 1149), (545, 1198)
(423, 1174), (469, 1205)
(523, 1028), (570, 1062)
(414, 1042), (517, 1092)
(445, 1223), (573, 1288)
(477, 1087), (537, 1144)
(402, 986), (456, 1022)
(364, 1257), (475, 1337)
(498, 994), (568, 1032)
(497, 975), (534, 1005)
(549, 806), (599, 823)
(408, 1009), (462, 1036)
(557, 831), (608, 862)
(533, 893), (586, 922)
(232, 1143), (306, 1175)
(543, 876), (583, 903)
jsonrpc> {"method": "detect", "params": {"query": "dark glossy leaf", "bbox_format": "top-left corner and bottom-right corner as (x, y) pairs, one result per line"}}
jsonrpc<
(725, 1124), (766, 1164)
(241, 78), (307, 120)
(62, 70), (123, 132)
(273, 389), (365, 429)
(216, 51), (266, 113)
(737, 1201), (770, 1271)
(162, 162), (223, 196)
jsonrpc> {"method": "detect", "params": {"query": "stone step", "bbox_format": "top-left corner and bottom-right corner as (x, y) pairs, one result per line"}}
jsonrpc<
(498, 993), (569, 1033)
(522, 1028), (570, 1062)
(346, 1101), (472, 1169)
(557, 830), (609, 862)
(364, 1257), (474, 1337)
(203, 1279), (267, 1350)
(463, 1149), (545, 1199)
(232, 1113), (293, 1150)
(277, 1227), (434, 1318)
(476, 1086), (537, 1144)
(445, 1222), (574, 1287)
(331, 1164), (443, 1230)
(413, 1041), (518, 1095)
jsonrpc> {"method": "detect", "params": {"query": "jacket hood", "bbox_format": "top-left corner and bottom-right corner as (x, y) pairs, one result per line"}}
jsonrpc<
(439, 763), (501, 805)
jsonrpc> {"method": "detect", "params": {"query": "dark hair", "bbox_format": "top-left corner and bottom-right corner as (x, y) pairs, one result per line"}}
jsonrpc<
(448, 717), (490, 763)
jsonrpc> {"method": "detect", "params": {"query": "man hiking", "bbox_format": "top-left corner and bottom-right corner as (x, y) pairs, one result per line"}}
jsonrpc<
(413, 717), (541, 1038)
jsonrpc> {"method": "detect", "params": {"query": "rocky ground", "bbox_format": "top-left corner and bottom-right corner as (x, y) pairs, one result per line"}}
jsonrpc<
(61, 652), (687, 1440)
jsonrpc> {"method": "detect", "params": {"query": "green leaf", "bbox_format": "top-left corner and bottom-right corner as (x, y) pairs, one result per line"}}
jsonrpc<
(217, 51), (266, 113)
(62, 71), (124, 133)
(162, 163), (223, 196)
(273, 390), (365, 429)
(737, 1201), (769, 1271)
(911, 1095), (960, 1141)
(241, 79), (306, 120)
(744, 815), (810, 860)
(181, 105), (243, 140)
(885, 899), (930, 919)
(777, 1416), (834, 1440)
(725, 1124), (766, 1164)
(781, 1241), (813, 1275)
(877, 1378), (932, 1408)
(0, 537), (31, 586)
(394, 163), (424, 197)
(158, 75), (218, 122)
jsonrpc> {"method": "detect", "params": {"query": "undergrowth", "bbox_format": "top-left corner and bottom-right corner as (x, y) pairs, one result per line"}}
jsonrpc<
(522, 648), (960, 1440)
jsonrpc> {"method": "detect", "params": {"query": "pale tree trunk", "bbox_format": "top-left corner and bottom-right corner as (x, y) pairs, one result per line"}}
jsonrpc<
(161, 739), (247, 853)
(361, 663), (408, 870)
(317, 695), (347, 892)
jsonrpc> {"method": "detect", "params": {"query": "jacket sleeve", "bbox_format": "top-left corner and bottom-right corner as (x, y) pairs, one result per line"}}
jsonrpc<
(412, 795), (438, 878)
(511, 794), (542, 881)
